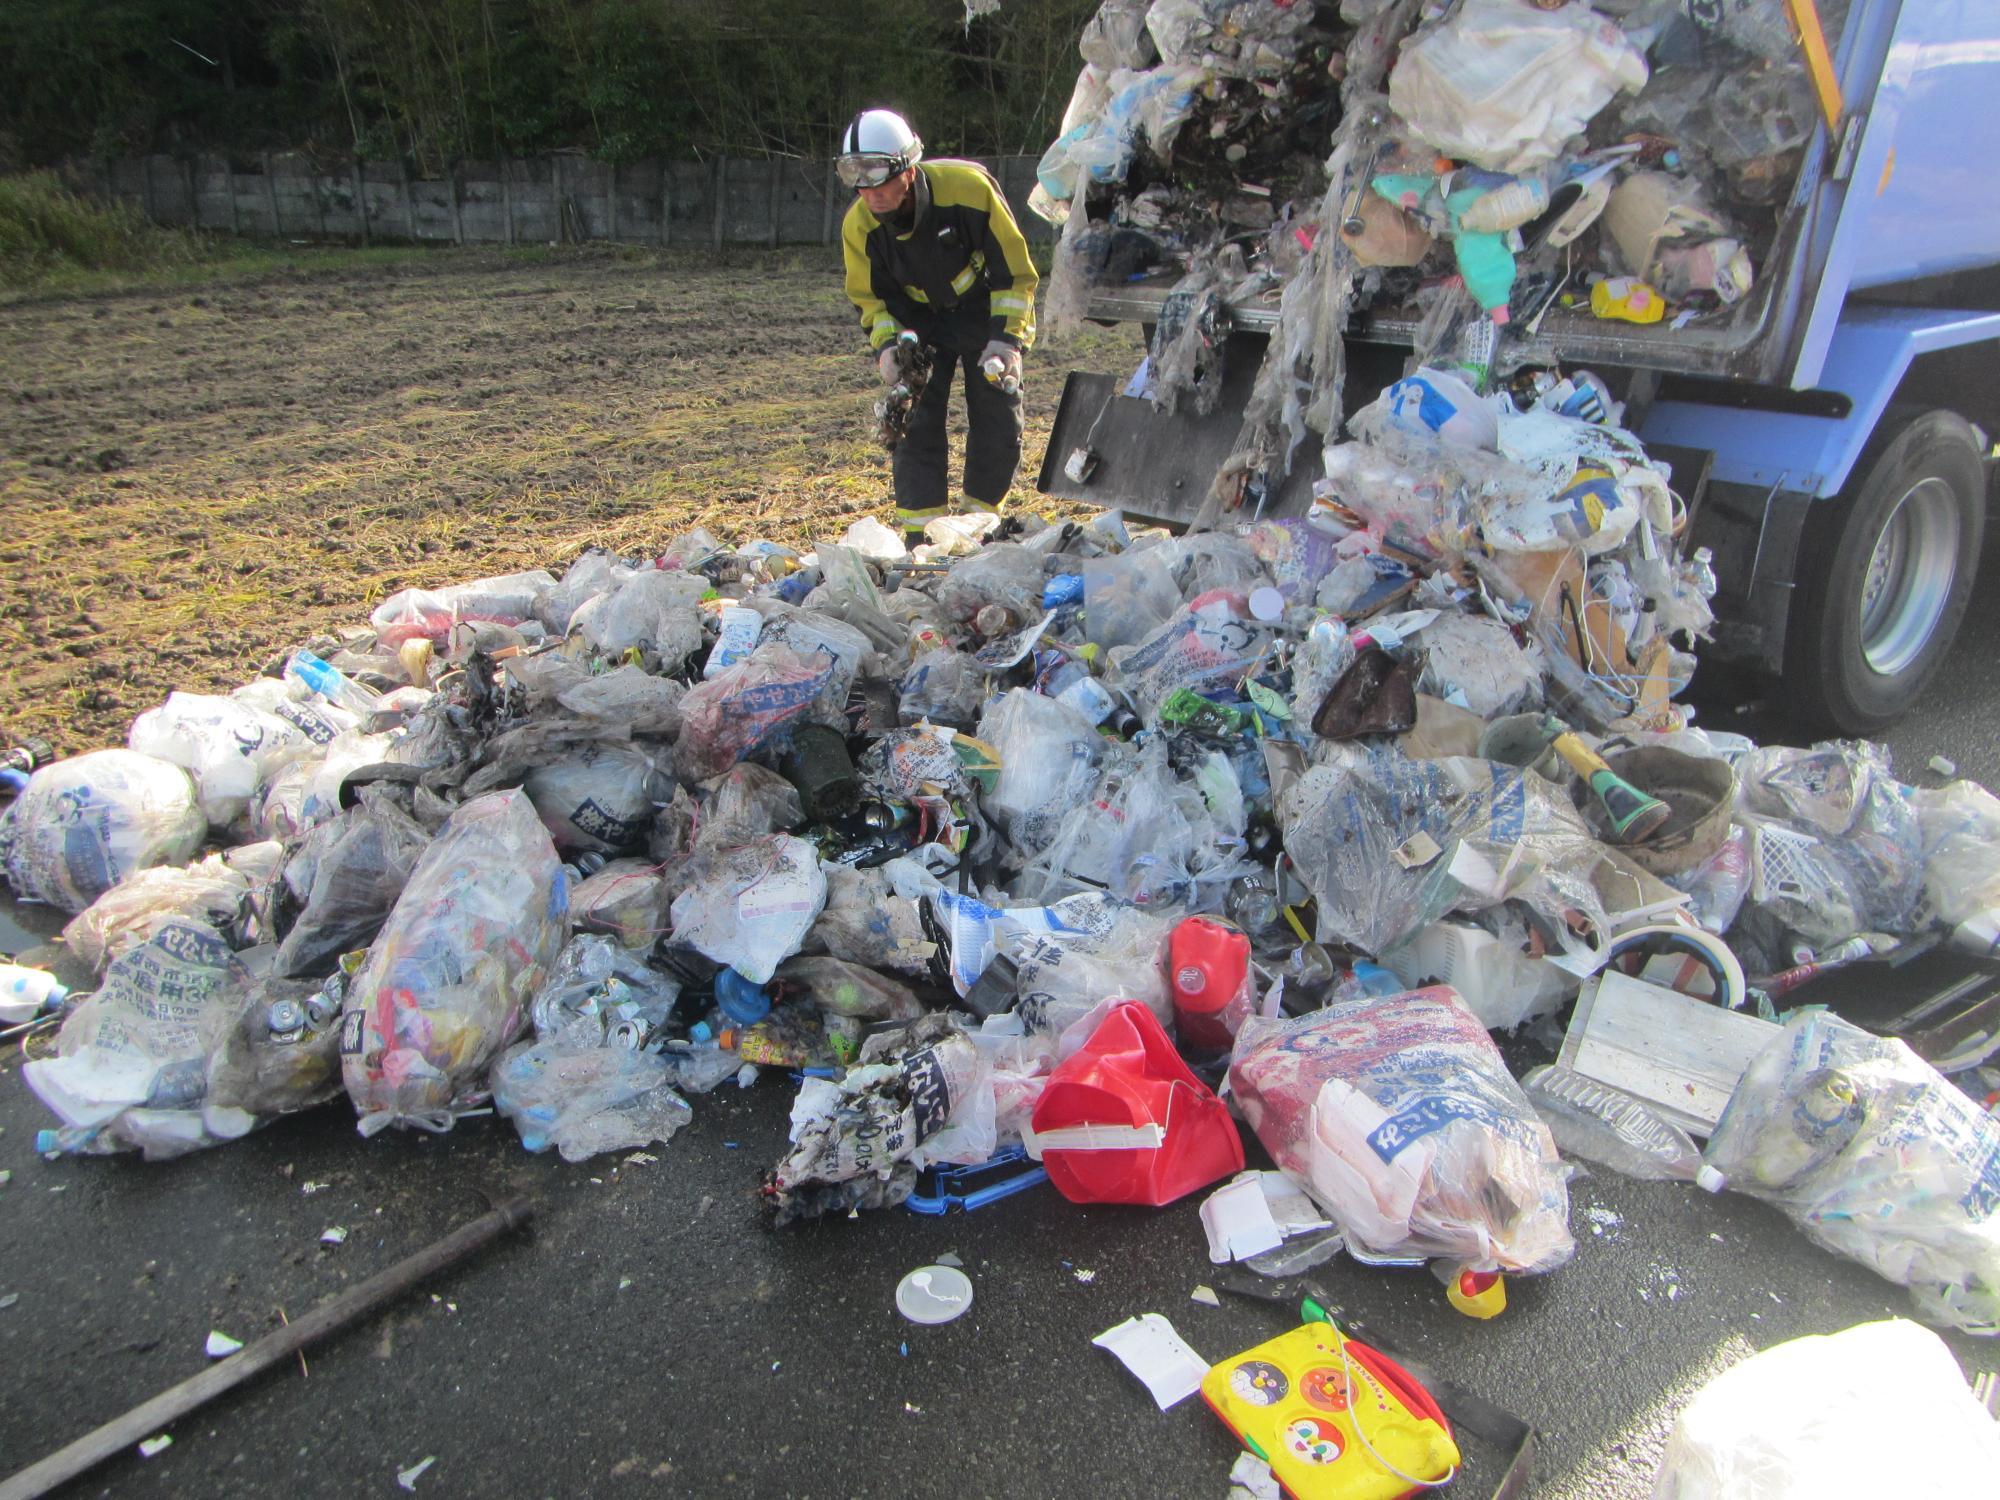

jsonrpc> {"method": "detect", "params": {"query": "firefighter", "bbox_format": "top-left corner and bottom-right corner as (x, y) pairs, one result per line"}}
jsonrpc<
(837, 108), (1039, 546)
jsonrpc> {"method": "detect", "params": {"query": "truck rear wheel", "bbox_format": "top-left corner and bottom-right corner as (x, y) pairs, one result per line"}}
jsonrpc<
(1785, 411), (1986, 736)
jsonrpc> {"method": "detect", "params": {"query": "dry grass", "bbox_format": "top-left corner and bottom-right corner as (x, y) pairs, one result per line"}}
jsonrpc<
(0, 245), (1141, 751)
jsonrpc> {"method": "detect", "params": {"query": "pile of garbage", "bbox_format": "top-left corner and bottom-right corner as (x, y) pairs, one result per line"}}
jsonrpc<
(5, 472), (2000, 1336)
(1033, 0), (1842, 483)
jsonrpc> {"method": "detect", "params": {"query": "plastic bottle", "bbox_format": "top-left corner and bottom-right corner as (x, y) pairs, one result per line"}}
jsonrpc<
(1170, 915), (1253, 1050)
(1451, 172), (1549, 234)
(285, 649), (383, 716)
(0, 962), (68, 1024)
(703, 606), (763, 679)
(979, 354), (1021, 397)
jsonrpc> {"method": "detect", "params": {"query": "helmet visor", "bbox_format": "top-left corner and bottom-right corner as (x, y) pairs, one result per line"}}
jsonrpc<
(838, 153), (904, 190)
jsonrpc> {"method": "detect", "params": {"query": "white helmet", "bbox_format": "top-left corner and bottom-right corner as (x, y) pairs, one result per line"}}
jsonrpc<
(838, 108), (923, 189)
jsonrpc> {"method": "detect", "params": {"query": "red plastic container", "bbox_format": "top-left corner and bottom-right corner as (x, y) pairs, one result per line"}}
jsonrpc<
(1029, 1001), (1244, 1207)
(1170, 916), (1252, 1051)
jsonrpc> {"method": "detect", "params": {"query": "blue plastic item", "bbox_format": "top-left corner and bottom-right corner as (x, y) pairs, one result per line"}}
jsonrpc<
(713, 967), (773, 1026)
(904, 1146), (1050, 1215)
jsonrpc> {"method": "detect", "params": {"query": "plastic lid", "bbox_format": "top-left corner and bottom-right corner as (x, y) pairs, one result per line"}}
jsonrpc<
(896, 1265), (973, 1324)
(1248, 586), (1286, 623)
(1696, 1165), (1726, 1194)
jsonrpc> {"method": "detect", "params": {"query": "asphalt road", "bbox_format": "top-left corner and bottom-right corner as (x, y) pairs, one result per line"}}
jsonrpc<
(3, 542), (1999, 1500)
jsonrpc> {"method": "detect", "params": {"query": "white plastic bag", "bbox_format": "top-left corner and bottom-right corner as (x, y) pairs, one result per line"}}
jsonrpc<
(667, 834), (826, 984)
(522, 741), (668, 853)
(339, 789), (567, 1133)
(2, 750), (207, 914)
(568, 569), (707, 667)
(371, 568), (557, 640)
(129, 692), (310, 828)
(1229, 988), (1575, 1273)
(63, 855), (250, 975)
(1388, 0), (1648, 173)
(492, 1021), (691, 1162)
(24, 916), (243, 1157)
(975, 689), (1105, 862)
(1700, 1010), (2000, 1333)
(1652, 1320), (2000, 1498)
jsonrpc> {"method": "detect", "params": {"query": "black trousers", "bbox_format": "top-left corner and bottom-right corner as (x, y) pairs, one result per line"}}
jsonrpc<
(893, 345), (1024, 512)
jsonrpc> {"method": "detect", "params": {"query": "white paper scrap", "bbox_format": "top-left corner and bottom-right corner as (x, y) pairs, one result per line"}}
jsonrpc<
(1092, 1313), (1210, 1410)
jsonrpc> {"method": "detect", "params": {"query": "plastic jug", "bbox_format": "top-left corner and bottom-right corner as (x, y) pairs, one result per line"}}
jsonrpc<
(1170, 916), (1252, 1050)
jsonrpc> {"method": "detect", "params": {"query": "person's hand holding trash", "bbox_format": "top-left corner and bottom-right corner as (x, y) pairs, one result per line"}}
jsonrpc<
(980, 340), (1022, 396)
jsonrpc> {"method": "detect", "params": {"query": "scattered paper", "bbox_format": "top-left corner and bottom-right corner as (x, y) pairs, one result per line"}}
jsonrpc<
(138, 1435), (173, 1458)
(1092, 1313), (1211, 1410)
(301, 1180), (328, 1195)
(396, 1456), (436, 1491)
(624, 1152), (657, 1166)
(319, 1226), (348, 1246)
(1200, 1171), (1334, 1264)
(1073, 1267), (1097, 1284)
(205, 1330), (244, 1358)
(936, 1251), (964, 1268)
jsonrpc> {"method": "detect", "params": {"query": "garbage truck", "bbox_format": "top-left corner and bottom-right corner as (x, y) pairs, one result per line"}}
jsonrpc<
(1037, 0), (1999, 736)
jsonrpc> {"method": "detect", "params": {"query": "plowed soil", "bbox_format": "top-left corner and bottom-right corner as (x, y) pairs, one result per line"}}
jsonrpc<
(0, 246), (1140, 751)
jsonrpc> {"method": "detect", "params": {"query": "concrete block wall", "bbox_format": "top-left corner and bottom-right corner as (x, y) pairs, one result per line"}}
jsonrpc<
(86, 151), (1056, 248)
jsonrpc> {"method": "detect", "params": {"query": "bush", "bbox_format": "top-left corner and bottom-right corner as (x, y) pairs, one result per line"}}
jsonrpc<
(0, 171), (206, 281)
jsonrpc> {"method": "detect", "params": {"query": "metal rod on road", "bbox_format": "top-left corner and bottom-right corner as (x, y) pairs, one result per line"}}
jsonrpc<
(0, 1196), (535, 1500)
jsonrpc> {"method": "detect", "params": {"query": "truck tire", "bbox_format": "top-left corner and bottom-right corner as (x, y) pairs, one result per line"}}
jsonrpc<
(1785, 410), (1986, 736)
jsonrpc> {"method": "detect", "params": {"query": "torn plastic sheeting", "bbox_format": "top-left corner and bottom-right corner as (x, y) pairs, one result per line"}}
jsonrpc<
(340, 789), (567, 1135)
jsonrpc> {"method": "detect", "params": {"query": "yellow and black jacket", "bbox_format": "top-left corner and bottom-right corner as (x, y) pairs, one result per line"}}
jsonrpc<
(842, 159), (1038, 356)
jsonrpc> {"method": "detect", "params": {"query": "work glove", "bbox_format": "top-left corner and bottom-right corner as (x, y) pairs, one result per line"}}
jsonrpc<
(979, 340), (1023, 392)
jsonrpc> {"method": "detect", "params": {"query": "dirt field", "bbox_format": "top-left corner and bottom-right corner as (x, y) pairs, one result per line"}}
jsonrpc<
(0, 246), (1141, 752)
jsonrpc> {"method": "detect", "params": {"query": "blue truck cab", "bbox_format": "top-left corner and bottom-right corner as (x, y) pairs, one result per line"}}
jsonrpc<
(1040, 0), (1999, 734)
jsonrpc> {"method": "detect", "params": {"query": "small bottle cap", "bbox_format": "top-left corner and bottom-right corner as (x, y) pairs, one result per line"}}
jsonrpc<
(1248, 587), (1286, 623)
(1696, 1165), (1726, 1194)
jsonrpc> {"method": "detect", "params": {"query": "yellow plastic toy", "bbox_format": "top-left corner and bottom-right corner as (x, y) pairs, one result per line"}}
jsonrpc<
(1202, 1319), (1460, 1500)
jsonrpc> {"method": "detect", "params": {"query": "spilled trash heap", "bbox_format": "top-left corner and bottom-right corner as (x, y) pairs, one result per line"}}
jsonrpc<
(5, 0), (2000, 1489)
